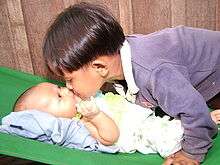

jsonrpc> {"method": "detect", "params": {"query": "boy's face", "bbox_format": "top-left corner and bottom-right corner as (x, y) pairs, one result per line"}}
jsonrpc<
(64, 65), (105, 99)
(27, 82), (80, 118)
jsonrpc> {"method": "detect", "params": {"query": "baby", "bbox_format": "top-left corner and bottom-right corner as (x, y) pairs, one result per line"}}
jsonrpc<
(14, 82), (119, 146)
(14, 82), (219, 159)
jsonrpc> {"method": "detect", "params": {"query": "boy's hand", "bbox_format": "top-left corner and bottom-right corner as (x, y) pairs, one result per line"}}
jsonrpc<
(76, 97), (100, 120)
(163, 150), (200, 165)
(210, 109), (220, 124)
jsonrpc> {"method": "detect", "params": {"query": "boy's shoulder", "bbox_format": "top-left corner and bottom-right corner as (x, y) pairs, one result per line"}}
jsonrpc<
(126, 25), (186, 38)
(126, 27), (186, 71)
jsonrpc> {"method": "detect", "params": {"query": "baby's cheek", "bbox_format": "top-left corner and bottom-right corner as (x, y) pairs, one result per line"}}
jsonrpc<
(65, 101), (77, 116)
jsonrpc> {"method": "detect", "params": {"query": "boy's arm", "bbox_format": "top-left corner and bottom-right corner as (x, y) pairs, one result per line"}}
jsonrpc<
(148, 64), (217, 162)
(77, 100), (119, 146)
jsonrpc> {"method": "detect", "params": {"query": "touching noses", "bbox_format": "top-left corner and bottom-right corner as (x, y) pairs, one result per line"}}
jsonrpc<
(66, 81), (73, 90)
(59, 87), (73, 97)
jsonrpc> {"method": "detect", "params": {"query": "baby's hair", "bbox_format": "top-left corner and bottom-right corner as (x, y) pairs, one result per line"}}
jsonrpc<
(13, 86), (36, 112)
(43, 2), (125, 76)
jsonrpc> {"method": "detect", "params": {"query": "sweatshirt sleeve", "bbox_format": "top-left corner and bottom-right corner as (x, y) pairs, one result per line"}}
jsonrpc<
(148, 63), (218, 162)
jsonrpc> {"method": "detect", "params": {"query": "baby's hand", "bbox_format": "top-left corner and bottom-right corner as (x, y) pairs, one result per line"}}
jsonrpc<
(76, 96), (100, 120)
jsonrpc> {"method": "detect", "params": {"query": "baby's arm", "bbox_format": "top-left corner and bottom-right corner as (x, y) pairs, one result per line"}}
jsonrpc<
(210, 110), (220, 124)
(77, 99), (119, 145)
(83, 112), (119, 145)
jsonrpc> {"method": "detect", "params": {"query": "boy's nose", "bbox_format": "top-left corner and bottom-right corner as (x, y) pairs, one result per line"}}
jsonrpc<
(66, 82), (73, 90)
(60, 87), (72, 96)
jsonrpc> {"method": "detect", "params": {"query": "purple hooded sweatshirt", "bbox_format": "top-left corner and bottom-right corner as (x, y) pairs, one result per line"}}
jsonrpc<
(126, 26), (219, 162)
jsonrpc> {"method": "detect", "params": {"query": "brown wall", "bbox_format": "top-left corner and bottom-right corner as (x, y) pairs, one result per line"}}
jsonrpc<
(0, 0), (220, 80)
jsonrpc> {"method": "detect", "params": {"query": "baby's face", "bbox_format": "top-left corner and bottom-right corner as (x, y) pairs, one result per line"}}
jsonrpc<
(28, 82), (80, 118)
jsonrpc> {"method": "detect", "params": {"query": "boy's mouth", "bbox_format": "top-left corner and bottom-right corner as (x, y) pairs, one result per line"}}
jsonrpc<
(70, 89), (81, 97)
(70, 90), (88, 102)
(75, 91), (89, 100)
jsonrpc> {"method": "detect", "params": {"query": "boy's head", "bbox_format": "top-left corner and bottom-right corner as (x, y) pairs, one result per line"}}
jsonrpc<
(14, 82), (80, 118)
(43, 2), (125, 99)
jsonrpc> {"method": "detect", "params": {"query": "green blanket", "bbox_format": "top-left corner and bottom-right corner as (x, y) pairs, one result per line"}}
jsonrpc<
(0, 66), (219, 165)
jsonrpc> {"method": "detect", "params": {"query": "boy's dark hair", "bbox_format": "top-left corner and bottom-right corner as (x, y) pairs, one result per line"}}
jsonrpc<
(43, 2), (125, 75)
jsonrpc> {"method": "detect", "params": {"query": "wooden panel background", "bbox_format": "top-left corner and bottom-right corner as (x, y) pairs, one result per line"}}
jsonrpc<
(0, 0), (220, 80)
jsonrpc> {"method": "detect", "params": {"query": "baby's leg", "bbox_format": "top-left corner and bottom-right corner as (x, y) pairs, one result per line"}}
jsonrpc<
(210, 110), (220, 124)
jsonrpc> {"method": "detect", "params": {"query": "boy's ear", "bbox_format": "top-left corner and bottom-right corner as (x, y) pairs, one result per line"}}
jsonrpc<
(91, 59), (109, 77)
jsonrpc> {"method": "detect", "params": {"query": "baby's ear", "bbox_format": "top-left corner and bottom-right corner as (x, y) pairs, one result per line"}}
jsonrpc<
(91, 58), (109, 77)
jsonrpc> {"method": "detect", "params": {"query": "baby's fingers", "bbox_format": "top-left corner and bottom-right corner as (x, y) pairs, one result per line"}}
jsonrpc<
(77, 102), (91, 114)
(88, 101), (99, 112)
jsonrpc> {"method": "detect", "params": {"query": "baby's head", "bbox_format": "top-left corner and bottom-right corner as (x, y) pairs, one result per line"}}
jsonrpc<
(14, 82), (81, 118)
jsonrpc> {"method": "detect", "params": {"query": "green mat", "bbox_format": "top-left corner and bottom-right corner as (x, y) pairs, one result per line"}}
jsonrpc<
(0, 66), (219, 165)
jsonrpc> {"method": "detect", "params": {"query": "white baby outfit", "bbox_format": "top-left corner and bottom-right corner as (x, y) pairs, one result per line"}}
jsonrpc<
(95, 92), (184, 158)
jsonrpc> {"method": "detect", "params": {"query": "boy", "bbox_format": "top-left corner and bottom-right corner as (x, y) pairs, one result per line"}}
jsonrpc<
(42, 2), (220, 165)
